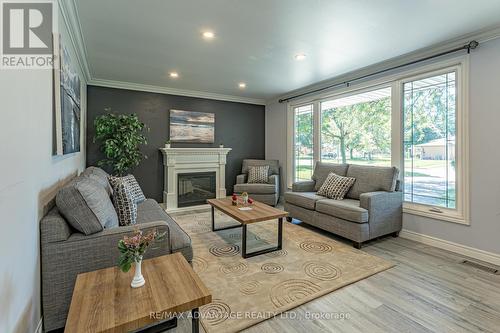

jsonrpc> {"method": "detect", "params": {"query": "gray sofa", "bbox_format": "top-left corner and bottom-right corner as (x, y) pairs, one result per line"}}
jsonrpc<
(233, 159), (280, 206)
(284, 162), (402, 248)
(40, 167), (192, 332)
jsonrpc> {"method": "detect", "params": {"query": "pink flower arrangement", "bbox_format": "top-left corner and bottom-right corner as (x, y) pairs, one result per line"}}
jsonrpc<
(118, 228), (165, 272)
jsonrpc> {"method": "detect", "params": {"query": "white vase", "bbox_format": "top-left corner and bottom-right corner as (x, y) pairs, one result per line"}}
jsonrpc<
(165, 144), (171, 148)
(131, 257), (145, 288)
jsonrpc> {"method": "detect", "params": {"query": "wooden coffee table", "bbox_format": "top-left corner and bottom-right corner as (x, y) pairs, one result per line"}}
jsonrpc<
(207, 198), (288, 258)
(65, 253), (211, 333)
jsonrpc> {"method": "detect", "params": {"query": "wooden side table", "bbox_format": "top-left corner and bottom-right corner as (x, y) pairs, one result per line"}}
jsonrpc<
(65, 253), (211, 333)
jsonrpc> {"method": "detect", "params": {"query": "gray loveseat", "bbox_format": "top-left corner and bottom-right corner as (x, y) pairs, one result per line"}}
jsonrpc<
(40, 167), (192, 332)
(284, 162), (402, 248)
(233, 159), (280, 206)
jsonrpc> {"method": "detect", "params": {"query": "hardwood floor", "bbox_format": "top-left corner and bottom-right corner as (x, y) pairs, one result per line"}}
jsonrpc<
(169, 222), (500, 333)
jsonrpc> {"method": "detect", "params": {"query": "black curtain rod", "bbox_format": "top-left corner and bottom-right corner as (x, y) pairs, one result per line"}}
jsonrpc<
(278, 40), (479, 103)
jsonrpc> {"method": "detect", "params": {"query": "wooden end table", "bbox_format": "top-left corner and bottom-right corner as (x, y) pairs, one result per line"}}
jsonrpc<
(207, 198), (288, 258)
(65, 253), (211, 333)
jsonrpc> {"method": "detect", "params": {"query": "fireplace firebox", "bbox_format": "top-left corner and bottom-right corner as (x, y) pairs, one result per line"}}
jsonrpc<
(177, 172), (216, 208)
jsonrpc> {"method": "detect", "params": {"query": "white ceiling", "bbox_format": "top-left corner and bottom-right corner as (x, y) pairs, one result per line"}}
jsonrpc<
(75, 0), (500, 102)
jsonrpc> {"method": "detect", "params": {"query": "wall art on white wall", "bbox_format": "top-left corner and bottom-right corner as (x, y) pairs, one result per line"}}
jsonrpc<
(54, 33), (81, 155)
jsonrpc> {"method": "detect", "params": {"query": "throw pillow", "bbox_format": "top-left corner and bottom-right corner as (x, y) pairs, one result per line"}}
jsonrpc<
(109, 174), (146, 204)
(109, 177), (138, 226)
(317, 172), (356, 200)
(80, 166), (113, 196)
(56, 177), (119, 234)
(247, 165), (269, 183)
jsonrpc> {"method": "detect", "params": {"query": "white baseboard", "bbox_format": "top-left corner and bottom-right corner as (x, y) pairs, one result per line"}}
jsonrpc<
(35, 317), (43, 333)
(400, 229), (500, 266)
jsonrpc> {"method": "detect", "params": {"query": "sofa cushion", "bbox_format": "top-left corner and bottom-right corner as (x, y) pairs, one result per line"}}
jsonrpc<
(284, 191), (325, 210)
(312, 162), (349, 191)
(81, 166), (113, 196)
(234, 183), (276, 194)
(346, 165), (399, 199)
(56, 177), (119, 235)
(316, 199), (369, 223)
(242, 159), (280, 175)
(137, 199), (192, 255)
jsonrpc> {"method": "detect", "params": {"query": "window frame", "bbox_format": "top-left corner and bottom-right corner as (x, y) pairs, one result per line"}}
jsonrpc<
(287, 56), (469, 224)
(400, 64), (469, 225)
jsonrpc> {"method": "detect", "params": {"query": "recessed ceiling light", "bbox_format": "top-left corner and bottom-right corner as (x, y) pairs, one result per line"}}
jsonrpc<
(294, 53), (306, 61)
(238, 82), (246, 89)
(169, 72), (179, 78)
(202, 31), (215, 39)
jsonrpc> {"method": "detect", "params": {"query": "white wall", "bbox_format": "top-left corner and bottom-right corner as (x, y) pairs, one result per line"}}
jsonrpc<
(0, 7), (87, 333)
(266, 37), (500, 257)
(265, 99), (288, 196)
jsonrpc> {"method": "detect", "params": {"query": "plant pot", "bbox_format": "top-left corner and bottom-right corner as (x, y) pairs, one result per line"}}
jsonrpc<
(165, 144), (171, 148)
(131, 257), (145, 288)
(219, 144), (224, 148)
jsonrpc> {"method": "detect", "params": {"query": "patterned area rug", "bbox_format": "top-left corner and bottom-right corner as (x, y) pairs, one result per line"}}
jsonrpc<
(171, 209), (394, 333)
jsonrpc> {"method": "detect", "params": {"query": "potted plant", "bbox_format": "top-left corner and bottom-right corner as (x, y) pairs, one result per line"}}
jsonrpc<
(118, 229), (165, 288)
(94, 111), (148, 176)
(165, 140), (171, 148)
(219, 142), (224, 148)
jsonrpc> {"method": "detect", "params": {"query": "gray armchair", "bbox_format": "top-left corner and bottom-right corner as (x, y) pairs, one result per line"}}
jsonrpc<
(233, 159), (280, 206)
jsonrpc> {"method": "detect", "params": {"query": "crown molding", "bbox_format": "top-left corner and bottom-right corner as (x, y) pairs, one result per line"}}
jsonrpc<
(88, 78), (266, 105)
(58, 0), (92, 82)
(270, 24), (500, 104)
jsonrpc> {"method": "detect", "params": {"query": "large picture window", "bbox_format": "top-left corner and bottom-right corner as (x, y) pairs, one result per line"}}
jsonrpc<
(288, 58), (469, 224)
(320, 87), (392, 166)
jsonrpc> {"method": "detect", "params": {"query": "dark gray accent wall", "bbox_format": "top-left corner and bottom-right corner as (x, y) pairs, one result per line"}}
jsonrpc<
(86, 86), (265, 202)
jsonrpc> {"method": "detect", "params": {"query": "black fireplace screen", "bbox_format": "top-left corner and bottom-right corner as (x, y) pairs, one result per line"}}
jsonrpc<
(177, 172), (216, 208)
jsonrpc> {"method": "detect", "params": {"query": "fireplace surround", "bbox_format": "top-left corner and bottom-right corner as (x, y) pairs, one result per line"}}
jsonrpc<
(160, 147), (232, 212)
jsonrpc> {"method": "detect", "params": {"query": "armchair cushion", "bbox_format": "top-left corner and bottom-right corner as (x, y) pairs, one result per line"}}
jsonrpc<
(234, 183), (277, 194)
(236, 174), (247, 184)
(242, 159), (279, 175)
(316, 199), (369, 223)
(284, 192), (324, 210)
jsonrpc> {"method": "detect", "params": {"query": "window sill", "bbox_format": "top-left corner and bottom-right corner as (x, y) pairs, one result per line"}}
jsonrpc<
(403, 204), (469, 225)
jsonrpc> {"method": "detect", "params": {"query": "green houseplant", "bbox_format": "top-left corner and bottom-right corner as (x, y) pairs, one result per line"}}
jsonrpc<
(94, 111), (148, 176)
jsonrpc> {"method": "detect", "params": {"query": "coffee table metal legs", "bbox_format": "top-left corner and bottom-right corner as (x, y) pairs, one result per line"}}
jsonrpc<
(192, 308), (199, 333)
(210, 205), (284, 258)
(211, 206), (241, 232)
(242, 217), (283, 258)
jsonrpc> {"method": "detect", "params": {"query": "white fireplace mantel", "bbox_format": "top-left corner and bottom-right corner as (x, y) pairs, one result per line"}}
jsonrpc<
(159, 147), (232, 212)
